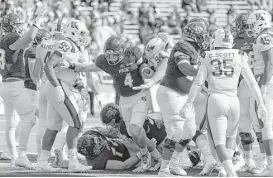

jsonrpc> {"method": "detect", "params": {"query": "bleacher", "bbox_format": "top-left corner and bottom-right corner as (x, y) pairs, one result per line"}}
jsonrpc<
(107, 0), (252, 40)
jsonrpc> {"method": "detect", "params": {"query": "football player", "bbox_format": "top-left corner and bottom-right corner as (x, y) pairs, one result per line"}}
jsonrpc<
(70, 36), (153, 172)
(246, 10), (273, 176)
(133, 33), (173, 113)
(33, 18), (69, 160)
(233, 12), (266, 173)
(155, 22), (206, 176)
(180, 28), (267, 177)
(77, 129), (143, 170)
(100, 103), (165, 171)
(36, 19), (92, 172)
(0, 12), (46, 168)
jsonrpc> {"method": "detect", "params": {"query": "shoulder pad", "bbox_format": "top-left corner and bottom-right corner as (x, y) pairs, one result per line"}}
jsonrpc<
(173, 40), (199, 60)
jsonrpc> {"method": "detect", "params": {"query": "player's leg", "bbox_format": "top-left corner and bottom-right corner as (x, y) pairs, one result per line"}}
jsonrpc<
(52, 122), (69, 168)
(36, 83), (48, 158)
(120, 91), (152, 172)
(36, 98), (62, 172)
(156, 86), (189, 176)
(11, 81), (37, 169)
(193, 92), (216, 175)
(258, 86), (273, 176)
(49, 82), (92, 172)
(207, 94), (238, 177)
(236, 85), (254, 171)
(0, 82), (18, 165)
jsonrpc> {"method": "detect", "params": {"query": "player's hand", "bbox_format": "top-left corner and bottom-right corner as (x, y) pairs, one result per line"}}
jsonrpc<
(155, 119), (164, 129)
(257, 103), (268, 122)
(157, 32), (174, 49)
(132, 79), (155, 91)
(33, 6), (47, 28)
(55, 86), (65, 103)
(80, 88), (90, 105)
(179, 102), (195, 120)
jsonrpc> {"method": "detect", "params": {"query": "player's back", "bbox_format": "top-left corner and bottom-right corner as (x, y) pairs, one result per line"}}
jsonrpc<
(204, 49), (243, 96)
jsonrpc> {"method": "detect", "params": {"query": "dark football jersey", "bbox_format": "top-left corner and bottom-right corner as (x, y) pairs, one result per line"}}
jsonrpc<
(95, 46), (144, 97)
(0, 32), (25, 80)
(119, 119), (167, 146)
(83, 130), (130, 170)
(24, 46), (37, 90)
(161, 40), (199, 94)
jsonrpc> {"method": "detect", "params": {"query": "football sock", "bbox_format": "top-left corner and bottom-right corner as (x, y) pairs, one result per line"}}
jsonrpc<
(171, 150), (180, 165)
(150, 148), (161, 160)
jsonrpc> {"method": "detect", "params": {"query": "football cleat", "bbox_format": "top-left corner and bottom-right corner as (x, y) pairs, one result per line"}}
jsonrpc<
(1, 151), (11, 160)
(15, 156), (35, 170)
(256, 165), (273, 177)
(158, 169), (175, 177)
(218, 166), (227, 177)
(169, 161), (187, 176)
(199, 161), (217, 176)
(36, 161), (62, 172)
(68, 160), (92, 172)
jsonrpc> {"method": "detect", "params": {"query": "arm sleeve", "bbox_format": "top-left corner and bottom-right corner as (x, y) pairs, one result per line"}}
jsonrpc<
(95, 54), (107, 72)
(174, 51), (191, 65)
(187, 63), (208, 103)
(241, 53), (264, 105)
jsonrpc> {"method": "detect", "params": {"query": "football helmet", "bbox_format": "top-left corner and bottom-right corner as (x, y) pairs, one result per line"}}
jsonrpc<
(104, 36), (126, 65)
(33, 29), (51, 46)
(63, 19), (90, 47)
(210, 28), (234, 49)
(189, 18), (209, 32)
(1, 13), (24, 35)
(50, 18), (69, 35)
(232, 12), (249, 37)
(145, 37), (168, 68)
(183, 22), (207, 49)
(77, 132), (107, 158)
(246, 10), (272, 37)
(100, 103), (122, 127)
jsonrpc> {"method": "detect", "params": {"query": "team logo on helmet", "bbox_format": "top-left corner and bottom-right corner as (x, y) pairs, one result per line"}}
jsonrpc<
(246, 10), (272, 37)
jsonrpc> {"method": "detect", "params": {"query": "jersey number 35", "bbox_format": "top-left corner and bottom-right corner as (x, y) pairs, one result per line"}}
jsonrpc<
(211, 58), (234, 77)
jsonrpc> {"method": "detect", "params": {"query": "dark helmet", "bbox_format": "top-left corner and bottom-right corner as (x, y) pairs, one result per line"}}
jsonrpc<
(104, 36), (126, 65)
(100, 103), (122, 125)
(183, 22), (207, 49)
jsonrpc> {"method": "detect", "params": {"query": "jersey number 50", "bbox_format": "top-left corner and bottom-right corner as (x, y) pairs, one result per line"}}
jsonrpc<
(211, 58), (234, 77)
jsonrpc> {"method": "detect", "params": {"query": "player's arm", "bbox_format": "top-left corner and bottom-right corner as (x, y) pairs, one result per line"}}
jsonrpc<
(71, 61), (102, 72)
(44, 51), (63, 87)
(174, 51), (198, 76)
(186, 63), (208, 104)
(260, 47), (273, 91)
(241, 53), (264, 105)
(32, 46), (43, 85)
(86, 72), (99, 95)
(105, 156), (140, 170)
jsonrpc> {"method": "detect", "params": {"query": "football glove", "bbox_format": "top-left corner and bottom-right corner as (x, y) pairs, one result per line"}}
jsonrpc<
(55, 86), (65, 103)
(179, 102), (196, 120)
(257, 103), (268, 122)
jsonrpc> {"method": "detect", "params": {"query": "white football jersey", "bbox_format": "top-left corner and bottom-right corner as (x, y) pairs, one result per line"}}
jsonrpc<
(203, 49), (244, 96)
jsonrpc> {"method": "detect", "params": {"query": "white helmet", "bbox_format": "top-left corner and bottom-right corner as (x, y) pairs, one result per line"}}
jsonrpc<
(145, 37), (168, 68)
(210, 28), (233, 49)
(246, 10), (272, 37)
(63, 19), (90, 47)
(50, 18), (69, 35)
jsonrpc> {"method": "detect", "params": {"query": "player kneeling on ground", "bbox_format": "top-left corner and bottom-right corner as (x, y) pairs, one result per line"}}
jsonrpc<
(180, 28), (267, 177)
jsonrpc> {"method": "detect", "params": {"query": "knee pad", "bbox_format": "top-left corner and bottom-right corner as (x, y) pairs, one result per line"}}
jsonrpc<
(178, 139), (191, 147)
(164, 138), (176, 152)
(192, 130), (203, 142)
(239, 132), (254, 145)
(255, 132), (263, 144)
